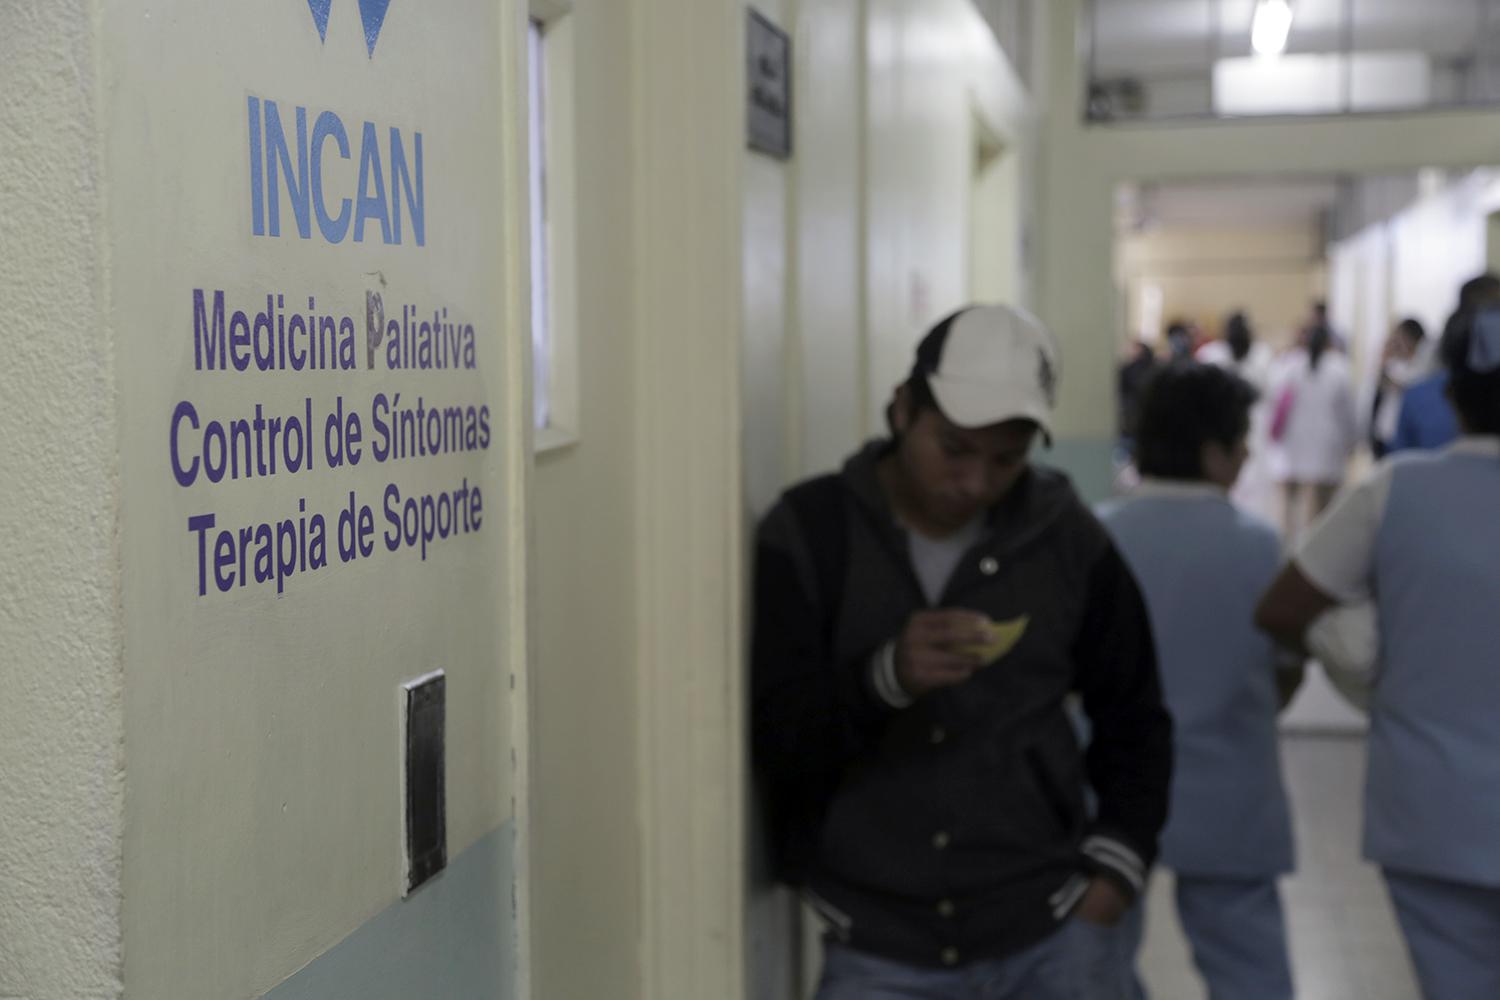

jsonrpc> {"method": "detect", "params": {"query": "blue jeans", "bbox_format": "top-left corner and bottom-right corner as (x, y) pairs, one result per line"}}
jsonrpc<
(815, 918), (1130, 1000)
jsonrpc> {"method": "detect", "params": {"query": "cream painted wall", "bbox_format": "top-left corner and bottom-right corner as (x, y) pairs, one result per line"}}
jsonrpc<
(529, 1), (646, 997)
(531, 0), (747, 998)
(1037, 0), (1500, 459)
(630, 3), (747, 997)
(744, 138), (794, 515)
(3, 2), (527, 998)
(742, 3), (795, 990)
(102, 1), (523, 996)
(971, 136), (1024, 305)
(794, 0), (865, 479)
(1118, 225), (1326, 351)
(865, 0), (1036, 431)
(0, 1), (124, 996)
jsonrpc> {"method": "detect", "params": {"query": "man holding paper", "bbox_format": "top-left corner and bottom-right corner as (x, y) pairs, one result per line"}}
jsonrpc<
(752, 304), (1172, 999)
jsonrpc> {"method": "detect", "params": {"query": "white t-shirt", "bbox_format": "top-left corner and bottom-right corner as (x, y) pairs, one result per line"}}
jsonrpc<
(1296, 437), (1500, 600)
(871, 515), (987, 708)
(907, 516), (986, 606)
(1293, 438), (1500, 702)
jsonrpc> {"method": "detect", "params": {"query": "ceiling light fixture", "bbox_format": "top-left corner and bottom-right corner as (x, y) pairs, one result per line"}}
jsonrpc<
(1252, 0), (1294, 57)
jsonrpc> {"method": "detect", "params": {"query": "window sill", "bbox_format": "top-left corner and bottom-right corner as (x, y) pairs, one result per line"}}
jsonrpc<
(534, 424), (580, 455)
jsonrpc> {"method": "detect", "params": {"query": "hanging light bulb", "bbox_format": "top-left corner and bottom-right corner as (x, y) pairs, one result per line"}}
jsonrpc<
(1252, 0), (1294, 57)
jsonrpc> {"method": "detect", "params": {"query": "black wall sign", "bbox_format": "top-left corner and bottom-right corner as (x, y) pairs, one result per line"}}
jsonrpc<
(403, 671), (447, 894)
(747, 8), (792, 159)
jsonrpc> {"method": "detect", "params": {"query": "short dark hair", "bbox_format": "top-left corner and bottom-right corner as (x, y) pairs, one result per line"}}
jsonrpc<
(1225, 311), (1253, 362)
(1395, 317), (1425, 343)
(1306, 324), (1333, 371)
(1441, 308), (1500, 435)
(885, 371), (938, 438)
(1135, 362), (1258, 480)
(885, 310), (965, 438)
(1458, 272), (1500, 312)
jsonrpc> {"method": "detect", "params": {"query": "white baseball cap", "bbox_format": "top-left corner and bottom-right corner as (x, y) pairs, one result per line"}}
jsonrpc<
(911, 304), (1061, 440)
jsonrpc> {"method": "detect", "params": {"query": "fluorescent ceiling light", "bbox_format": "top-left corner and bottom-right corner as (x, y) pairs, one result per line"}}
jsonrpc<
(1252, 0), (1294, 57)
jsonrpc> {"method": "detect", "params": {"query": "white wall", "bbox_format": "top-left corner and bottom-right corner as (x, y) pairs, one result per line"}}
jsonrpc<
(1326, 169), (1500, 431)
(0, 1), (125, 996)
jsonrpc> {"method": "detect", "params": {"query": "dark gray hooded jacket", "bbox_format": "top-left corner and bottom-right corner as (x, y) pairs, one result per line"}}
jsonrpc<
(751, 441), (1172, 968)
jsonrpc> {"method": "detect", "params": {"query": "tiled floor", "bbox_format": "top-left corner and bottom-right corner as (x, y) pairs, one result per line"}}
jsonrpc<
(1137, 735), (1421, 1000)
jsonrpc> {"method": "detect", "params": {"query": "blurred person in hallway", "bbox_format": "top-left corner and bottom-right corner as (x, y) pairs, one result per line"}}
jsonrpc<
(1370, 318), (1428, 459)
(1118, 338), (1158, 453)
(752, 305), (1172, 1000)
(1256, 304), (1500, 1000)
(1303, 299), (1345, 353)
(1197, 311), (1277, 520)
(1195, 311), (1272, 389)
(1164, 319), (1196, 362)
(1391, 273), (1500, 454)
(1268, 324), (1357, 539)
(1099, 364), (1300, 1000)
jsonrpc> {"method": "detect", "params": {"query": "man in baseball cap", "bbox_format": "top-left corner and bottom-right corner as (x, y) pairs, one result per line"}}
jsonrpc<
(752, 304), (1170, 998)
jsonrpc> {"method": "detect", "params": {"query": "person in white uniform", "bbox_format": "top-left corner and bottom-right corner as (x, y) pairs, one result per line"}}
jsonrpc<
(1370, 318), (1428, 459)
(1099, 363), (1300, 1000)
(1197, 311), (1277, 522)
(1256, 304), (1500, 1000)
(1269, 325), (1358, 538)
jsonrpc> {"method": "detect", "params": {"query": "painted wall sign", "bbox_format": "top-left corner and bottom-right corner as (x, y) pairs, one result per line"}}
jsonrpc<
(747, 9), (792, 159)
(107, 2), (503, 602)
(105, 0), (513, 991)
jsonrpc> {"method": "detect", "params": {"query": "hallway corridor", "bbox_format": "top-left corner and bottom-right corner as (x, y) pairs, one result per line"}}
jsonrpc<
(1138, 736), (1420, 999)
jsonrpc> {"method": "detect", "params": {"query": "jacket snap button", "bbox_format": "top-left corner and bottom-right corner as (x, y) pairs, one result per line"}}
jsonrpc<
(932, 831), (950, 850)
(941, 947), (960, 966)
(930, 727), (947, 744)
(937, 899), (955, 918)
(979, 557), (999, 575)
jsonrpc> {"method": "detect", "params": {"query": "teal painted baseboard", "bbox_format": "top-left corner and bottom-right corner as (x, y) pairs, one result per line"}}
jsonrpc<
(264, 823), (516, 1000)
(1043, 437), (1120, 507)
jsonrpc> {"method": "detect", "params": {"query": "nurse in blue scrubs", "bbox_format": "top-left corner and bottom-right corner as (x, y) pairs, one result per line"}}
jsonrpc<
(1099, 363), (1301, 1000)
(1257, 302), (1500, 1000)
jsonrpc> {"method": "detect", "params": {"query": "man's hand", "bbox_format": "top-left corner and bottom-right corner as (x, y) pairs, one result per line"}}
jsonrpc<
(1073, 877), (1130, 928)
(893, 610), (991, 699)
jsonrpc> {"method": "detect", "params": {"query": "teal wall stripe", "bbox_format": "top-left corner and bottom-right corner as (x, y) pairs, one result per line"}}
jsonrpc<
(263, 823), (516, 1000)
(1044, 436), (1120, 507)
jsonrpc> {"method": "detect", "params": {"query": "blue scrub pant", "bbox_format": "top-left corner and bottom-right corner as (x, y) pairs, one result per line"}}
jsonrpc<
(1384, 869), (1500, 1000)
(815, 917), (1131, 1000)
(1119, 876), (1293, 1000)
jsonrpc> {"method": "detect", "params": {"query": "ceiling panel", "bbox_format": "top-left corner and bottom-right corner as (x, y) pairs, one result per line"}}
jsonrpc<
(1091, 0), (1489, 77)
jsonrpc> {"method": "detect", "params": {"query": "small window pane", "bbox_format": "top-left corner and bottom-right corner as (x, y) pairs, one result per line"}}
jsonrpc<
(529, 19), (551, 430)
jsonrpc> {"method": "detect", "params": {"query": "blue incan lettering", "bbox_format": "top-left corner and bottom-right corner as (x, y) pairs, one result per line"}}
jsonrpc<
(265, 102), (312, 239)
(249, 96), (424, 247)
(312, 111), (352, 243)
(354, 121), (391, 244)
(248, 97), (265, 236)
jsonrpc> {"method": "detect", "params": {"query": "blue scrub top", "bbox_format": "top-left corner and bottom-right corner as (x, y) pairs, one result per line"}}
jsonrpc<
(1367, 450), (1500, 885)
(1099, 486), (1294, 878)
(1391, 372), (1459, 453)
